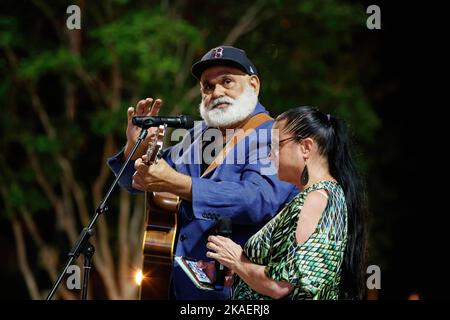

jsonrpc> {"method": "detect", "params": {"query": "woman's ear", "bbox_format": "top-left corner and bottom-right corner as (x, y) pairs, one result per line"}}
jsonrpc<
(249, 75), (260, 96)
(300, 138), (314, 157)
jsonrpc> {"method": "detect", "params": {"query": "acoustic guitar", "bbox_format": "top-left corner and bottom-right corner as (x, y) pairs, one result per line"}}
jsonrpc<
(137, 112), (272, 299)
(139, 125), (180, 299)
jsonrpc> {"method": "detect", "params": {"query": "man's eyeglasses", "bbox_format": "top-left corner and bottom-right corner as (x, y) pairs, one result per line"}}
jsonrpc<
(267, 137), (297, 156)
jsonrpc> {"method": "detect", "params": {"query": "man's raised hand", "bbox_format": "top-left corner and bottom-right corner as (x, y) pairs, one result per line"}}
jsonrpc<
(124, 98), (162, 160)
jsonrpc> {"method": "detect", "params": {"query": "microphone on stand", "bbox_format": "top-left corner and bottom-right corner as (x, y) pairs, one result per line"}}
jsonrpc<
(132, 115), (194, 129)
(214, 217), (232, 290)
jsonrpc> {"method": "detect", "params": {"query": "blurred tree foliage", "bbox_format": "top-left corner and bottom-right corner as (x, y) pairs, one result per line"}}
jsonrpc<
(0, 0), (381, 299)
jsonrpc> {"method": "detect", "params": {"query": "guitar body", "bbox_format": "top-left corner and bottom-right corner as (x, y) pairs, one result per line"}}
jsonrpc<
(139, 191), (179, 299)
(138, 125), (180, 299)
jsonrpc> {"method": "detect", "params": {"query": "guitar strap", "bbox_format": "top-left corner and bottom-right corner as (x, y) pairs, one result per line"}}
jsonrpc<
(201, 113), (273, 177)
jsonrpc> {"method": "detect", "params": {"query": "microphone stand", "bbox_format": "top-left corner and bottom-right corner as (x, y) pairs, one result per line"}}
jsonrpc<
(46, 127), (149, 300)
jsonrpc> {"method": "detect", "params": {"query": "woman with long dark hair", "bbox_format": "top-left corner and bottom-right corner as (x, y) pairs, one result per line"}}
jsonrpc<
(206, 106), (368, 299)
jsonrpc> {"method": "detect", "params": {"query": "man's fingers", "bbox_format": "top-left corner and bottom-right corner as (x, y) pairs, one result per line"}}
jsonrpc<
(132, 181), (144, 191)
(134, 97), (160, 118)
(145, 129), (158, 142)
(132, 170), (147, 188)
(134, 157), (142, 169)
(135, 98), (154, 116)
(143, 98), (154, 115)
(150, 98), (162, 116)
(132, 176), (143, 190)
(145, 132), (157, 142)
(136, 99), (149, 115)
(135, 163), (149, 174)
(135, 158), (149, 172)
(127, 107), (135, 124)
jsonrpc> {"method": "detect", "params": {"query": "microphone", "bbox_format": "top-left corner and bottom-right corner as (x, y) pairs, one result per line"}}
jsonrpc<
(214, 217), (232, 291)
(132, 115), (194, 129)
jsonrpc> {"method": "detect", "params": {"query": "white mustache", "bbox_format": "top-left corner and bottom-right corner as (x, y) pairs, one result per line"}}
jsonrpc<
(207, 96), (235, 110)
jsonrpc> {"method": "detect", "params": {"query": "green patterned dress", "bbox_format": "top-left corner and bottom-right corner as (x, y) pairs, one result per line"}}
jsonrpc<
(232, 180), (348, 300)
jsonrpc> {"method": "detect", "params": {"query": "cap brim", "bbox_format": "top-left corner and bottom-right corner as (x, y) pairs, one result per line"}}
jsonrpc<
(191, 59), (249, 80)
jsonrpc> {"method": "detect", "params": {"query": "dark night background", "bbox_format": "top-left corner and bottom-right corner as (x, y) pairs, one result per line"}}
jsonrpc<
(0, 0), (448, 300)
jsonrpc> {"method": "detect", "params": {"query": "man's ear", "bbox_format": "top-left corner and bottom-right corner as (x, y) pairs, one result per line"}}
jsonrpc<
(249, 75), (260, 96)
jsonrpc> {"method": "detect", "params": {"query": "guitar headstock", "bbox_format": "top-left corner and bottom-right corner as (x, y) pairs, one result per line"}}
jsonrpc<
(145, 125), (166, 165)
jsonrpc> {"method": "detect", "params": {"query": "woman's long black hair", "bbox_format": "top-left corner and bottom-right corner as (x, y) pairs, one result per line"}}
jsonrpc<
(276, 106), (368, 300)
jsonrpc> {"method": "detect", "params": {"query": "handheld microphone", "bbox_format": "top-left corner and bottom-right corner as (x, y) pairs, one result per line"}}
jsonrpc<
(214, 217), (232, 291)
(132, 115), (194, 129)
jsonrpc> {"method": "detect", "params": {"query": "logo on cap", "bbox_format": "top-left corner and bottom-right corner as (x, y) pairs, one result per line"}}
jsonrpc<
(211, 47), (223, 59)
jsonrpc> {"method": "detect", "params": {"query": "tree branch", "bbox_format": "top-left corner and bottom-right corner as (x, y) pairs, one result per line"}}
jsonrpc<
(31, 0), (64, 41)
(27, 84), (57, 138)
(11, 218), (42, 300)
(28, 151), (78, 243)
(129, 197), (145, 268)
(61, 180), (79, 243)
(125, 197), (145, 299)
(87, 44), (124, 298)
(2, 153), (78, 300)
(118, 188), (130, 297)
(223, 1), (267, 45)
(20, 210), (77, 300)
(110, 49), (123, 110)
(90, 134), (120, 298)
(55, 155), (118, 288)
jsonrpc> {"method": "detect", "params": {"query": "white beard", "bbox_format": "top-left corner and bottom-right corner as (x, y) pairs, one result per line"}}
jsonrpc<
(199, 85), (258, 128)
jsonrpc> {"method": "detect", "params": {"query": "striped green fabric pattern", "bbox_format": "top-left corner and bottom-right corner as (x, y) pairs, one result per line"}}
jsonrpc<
(232, 180), (348, 300)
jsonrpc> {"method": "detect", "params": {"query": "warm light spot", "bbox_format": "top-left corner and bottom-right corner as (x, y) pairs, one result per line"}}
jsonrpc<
(135, 270), (143, 286)
(408, 292), (421, 300)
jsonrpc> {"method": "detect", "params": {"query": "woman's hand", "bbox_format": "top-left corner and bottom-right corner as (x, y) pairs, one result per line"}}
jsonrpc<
(206, 235), (244, 271)
(207, 237), (293, 299)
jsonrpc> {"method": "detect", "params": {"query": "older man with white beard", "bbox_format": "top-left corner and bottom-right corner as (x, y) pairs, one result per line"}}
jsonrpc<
(107, 46), (298, 300)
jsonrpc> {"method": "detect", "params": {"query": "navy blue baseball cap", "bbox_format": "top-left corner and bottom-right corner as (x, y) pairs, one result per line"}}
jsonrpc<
(191, 46), (258, 80)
